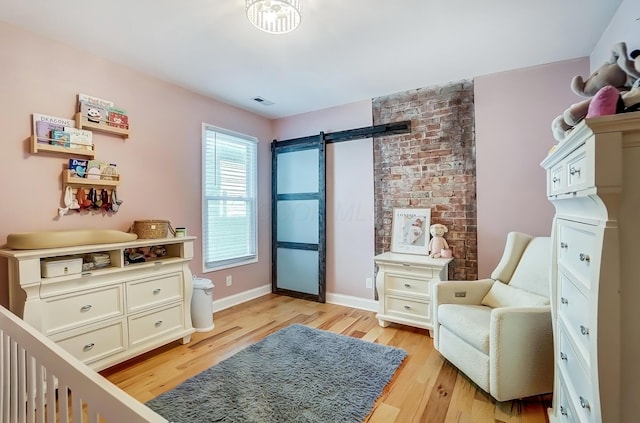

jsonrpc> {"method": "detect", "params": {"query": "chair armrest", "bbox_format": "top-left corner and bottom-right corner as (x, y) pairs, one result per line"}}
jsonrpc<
(489, 306), (554, 401)
(433, 279), (494, 306)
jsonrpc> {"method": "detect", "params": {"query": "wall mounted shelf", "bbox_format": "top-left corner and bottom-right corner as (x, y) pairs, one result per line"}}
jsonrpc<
(75, 113), (129, 139)
(63, 170), (120, 188)
(31, 135), (96, 158)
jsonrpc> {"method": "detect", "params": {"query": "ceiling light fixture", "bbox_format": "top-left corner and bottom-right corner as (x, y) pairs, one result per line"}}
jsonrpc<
(246, 0), (302, 34)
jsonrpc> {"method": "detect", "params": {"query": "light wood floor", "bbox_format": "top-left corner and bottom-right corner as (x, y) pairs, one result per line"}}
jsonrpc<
(101, 294), (551, 423)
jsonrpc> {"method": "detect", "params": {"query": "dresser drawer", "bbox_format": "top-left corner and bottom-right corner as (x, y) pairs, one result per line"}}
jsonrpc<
(54, 319), (127, 365)
(558, 272), (591, 365)
(385, 274), (430, 298)
(556, 372), (580, 422)
(126, 272), (183, 313)
(548, 161), (565, 196)
(557, 219), (598, 292)
(565, 146), (591, 192)
(558, 326), (596, 423)
(42, 285), (124, 335)
(385, 297), (430, 322)
(128, 303), (185, 348)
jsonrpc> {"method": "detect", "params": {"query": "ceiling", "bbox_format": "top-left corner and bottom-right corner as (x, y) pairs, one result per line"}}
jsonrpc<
(0, 0), (622, 119)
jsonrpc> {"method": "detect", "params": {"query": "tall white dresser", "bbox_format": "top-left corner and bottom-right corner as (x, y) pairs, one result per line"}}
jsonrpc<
(541, 111), (640, 423)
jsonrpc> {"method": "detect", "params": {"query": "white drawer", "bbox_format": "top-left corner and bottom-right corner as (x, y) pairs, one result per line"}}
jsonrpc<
(42, 285), (124, 335)
(557, 219), (598, 292)
(548, 161), (565, 196)
(565, 146), (591, 192)
(126, 272), (183, 313)
(385, 274), (430, 298)
(128, 303), (185, 348)
(385, 296), (430, 322)
(385, 263), (433, 279)
(558, 272), (591, 366)
(558, 326), (595, 423)
(54, 320), (127, 365)
(556, 372), (580, 422)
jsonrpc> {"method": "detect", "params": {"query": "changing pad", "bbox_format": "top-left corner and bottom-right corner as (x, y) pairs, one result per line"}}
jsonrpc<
(6, 229), (138, 250)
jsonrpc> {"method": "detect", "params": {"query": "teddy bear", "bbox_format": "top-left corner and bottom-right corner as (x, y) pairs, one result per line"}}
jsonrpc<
(428, 223), (450, 258)
(552, 42), (640, 141)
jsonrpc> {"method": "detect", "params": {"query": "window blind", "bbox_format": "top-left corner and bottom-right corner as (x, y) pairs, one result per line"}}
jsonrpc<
(202, 124), (258, 271)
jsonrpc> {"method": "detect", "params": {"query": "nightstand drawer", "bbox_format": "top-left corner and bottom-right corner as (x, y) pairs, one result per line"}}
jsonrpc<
(386, 274), (430, 298)
(558, 272), (590, 365)
(54, 320), (126, 365)
(557, 219), (597, 292)
(558, 326), (595, 423)
(126, 272), (183, 313)
(128, 303), (185, 348)
(386, 297), (430, 321)
(42, 285), (124, 335)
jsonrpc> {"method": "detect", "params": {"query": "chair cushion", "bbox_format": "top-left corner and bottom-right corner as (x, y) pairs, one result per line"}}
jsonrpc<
(437, 304), (492, 354)
(481, 281), (550, 308)
(508, 237), (551, 297)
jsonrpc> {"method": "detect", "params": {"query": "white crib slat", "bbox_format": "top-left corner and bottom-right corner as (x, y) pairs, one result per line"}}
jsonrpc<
(11, 341), (18, 423)
(0, 330), (5, 423)
(45, 375), (56, 423)
(58, 385), (70, 423)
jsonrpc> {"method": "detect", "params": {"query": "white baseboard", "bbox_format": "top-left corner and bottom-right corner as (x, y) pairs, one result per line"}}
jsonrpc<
(213, 284), (271, 312)
(211, 284), (378, 314)
(325, 293), (378, 312)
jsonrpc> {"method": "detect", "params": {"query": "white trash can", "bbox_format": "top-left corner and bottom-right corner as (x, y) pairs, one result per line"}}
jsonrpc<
(191, 277), (214, 332)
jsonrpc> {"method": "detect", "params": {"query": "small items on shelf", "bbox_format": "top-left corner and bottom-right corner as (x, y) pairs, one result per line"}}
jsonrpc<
(82, 252), (111, 271)
(123, 245), (168, 265)
(31, 113), (96, 158)
(59, 160), (123, 216)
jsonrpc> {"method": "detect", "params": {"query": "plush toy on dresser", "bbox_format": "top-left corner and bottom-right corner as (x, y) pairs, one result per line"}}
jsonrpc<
(551, 42), (640, 141)
(428, 223), (452, 258)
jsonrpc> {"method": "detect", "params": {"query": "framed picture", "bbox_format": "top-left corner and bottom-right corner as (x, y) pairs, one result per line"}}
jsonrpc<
(391, 207), (431, 255)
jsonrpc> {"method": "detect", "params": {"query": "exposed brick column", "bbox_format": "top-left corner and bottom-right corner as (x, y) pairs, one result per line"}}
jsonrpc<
(372, 81), (477, 281)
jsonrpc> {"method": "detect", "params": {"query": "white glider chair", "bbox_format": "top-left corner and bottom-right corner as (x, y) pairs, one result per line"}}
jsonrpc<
(432, 232), (553, 401)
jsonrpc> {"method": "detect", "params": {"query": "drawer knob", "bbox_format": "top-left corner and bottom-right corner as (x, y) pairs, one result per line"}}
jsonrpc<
(579, 253), (590, 263)
(560, 405), (568, 416)
(560, 352), (567, 361)
(404, 283), (411, 288)
(560, 297), (569, 305)
(403, 305), (411, 310)
(560, 242), (568, 249)
(80, 304), (92, 312)
(552, 176), (560, 183)
(580, 325), (590, 336)
(154, 320), (164, 327)
(579, 396), (590, 410)
(153, 288), (162, 295)
(569, 166), (581, 176)
(83, 343), (95, 352)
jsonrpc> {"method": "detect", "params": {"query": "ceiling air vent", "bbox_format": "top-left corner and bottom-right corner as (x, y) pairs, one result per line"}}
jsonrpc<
(252, 96), (275, 106)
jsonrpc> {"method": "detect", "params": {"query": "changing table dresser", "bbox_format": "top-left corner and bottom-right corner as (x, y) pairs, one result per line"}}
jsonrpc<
(374, 252), (452, 336)
(0, 236), (196, 371)
(541, 111), (640, 423)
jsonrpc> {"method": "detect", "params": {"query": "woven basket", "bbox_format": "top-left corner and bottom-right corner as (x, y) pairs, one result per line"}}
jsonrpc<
(130, 220), (174, 239)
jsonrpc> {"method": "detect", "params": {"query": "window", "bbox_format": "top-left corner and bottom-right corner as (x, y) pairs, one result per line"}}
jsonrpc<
(202, 124), (258, 271)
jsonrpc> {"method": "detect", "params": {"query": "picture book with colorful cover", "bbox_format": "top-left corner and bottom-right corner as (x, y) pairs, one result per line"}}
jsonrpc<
(80, 101), (108, 125)
(68, 158), (88, 178)
(51, 130), (70, 147)
(64, 127), (93, 150)
(107, 107), (128, 129)
(32, 113), (76, 144)
(77, 93), (113, 111)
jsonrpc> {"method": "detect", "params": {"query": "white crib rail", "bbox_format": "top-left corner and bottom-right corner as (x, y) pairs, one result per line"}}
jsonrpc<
(0, 306), (167, 423)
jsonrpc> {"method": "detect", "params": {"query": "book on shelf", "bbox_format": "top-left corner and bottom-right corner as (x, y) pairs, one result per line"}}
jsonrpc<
(77, 93), (114, 111)
(64, 126), (93, 150)
(32, 113), (76, 144)
(107, 107), (128, 130)
(87, 160), (118, 180)
(68, 158), (88, 178)
(50, 130), (70, 147)
(80, 101), (108, 125)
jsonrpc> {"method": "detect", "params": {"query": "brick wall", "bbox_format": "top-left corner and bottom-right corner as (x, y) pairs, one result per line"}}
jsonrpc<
(372, 81), (477, 280)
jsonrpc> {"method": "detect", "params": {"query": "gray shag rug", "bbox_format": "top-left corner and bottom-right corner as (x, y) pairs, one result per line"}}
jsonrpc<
(146, 323), (407, 422)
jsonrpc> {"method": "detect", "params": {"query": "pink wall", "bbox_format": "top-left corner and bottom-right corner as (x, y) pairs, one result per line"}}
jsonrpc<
(0, 22), (273, 307)
(474, 58), (590, 278)
(273, 101), (375, 299)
